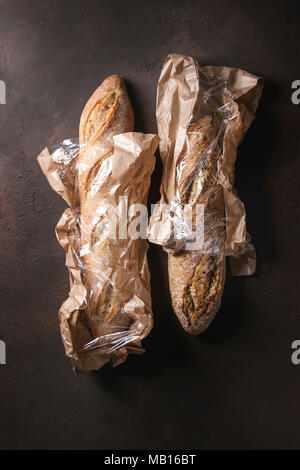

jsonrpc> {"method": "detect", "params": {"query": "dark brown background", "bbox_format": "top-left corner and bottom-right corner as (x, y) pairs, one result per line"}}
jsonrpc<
(0, 0), (299, 450)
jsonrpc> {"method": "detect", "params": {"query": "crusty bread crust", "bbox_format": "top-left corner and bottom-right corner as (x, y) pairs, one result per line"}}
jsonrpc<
(168, 116), (226, 334)
(77, 76), (137, 362)
(79, 75), (134, 145)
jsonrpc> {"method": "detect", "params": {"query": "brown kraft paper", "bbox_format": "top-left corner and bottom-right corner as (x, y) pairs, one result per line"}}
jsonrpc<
(38, 132), (158, 372)
(148, 54), (263, 276)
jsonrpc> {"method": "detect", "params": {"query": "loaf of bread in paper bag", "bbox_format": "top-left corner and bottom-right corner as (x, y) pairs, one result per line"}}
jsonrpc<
(168, 116), (226, 334)
(77, 76), (153, 367)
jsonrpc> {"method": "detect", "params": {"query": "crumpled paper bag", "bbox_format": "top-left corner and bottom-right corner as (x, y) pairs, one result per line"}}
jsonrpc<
(38, 132), (158, 372)
(148, 54), (263, 275)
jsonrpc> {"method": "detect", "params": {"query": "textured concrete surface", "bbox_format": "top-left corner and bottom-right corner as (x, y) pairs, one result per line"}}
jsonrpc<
(0, 0), (299, 450)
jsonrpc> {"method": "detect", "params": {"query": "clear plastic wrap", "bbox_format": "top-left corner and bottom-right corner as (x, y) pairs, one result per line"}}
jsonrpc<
(148, 54), (263, 276)
(38, 132), (158, 372)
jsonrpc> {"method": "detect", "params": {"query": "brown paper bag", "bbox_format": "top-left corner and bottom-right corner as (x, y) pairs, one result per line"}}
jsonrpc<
(38, 133), (158, 372)
(148, 54), (263, 275)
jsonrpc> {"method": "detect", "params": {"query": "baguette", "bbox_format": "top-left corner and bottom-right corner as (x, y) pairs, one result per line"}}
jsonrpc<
(79, 75), (134, 254)
(79, 75), (134, 145)
(168, 116), (226, 334)
(78, 75), (139, 363)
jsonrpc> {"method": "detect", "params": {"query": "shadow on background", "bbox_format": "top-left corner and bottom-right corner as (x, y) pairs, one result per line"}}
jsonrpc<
(125, 79), (153, 134)
(200, 79), (280, 341)
(236, 79), (280, 268)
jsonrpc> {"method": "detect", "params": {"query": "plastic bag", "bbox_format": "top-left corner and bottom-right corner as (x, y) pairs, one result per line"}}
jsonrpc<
(148, 54), (263, 276)
(38, 132), (158, 372)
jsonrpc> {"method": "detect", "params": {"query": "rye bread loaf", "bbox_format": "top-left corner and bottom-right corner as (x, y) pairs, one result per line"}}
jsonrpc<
(168, 115), (226, 334)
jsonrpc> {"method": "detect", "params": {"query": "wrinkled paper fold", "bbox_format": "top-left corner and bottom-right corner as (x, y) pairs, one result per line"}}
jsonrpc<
(38, 133), (158, 372)
(148, 54), (263, 275)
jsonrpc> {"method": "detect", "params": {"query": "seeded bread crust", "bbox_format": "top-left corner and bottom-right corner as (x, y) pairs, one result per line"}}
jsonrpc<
(168, 116), (226, 334)
(78, 76), (137, 365)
